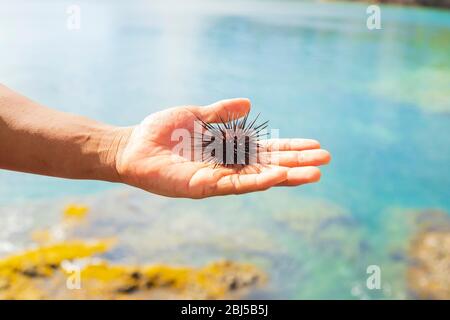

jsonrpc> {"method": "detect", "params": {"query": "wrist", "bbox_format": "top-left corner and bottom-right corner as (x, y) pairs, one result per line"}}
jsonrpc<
(97, 125), (133, 183)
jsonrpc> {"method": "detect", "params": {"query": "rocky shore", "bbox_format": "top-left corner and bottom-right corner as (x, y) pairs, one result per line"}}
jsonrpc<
(0, 205), (265, 299)
(0, 242), (264, 299)
(1, 190), (450, 299)
(407, 211), (450, 299)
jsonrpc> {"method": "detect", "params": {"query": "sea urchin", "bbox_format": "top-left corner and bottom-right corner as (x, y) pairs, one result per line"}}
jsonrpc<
(196, 112), (269, 168)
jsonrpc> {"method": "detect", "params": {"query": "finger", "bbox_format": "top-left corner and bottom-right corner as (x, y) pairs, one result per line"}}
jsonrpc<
(214, 166), (287, 195)
(259, 138), (321, 152)
(189, 98), (251, 123)
(276, 166), (321, 186)
(259, 149), (331, 167)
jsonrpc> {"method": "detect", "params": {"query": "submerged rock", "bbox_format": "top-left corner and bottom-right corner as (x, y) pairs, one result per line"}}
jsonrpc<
(0, 240), (265, 299)
(0, 202), (266, 300)
(272, 197), (364, 259)
(407, 211), (450, 299)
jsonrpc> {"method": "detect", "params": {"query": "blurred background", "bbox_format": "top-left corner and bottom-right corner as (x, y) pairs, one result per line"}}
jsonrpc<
(0, 0), (449, 299)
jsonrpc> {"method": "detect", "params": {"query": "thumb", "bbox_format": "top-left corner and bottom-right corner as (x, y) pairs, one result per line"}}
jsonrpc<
(192, 98), (251, 123)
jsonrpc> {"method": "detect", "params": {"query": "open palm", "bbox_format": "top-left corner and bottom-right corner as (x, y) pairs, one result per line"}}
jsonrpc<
(115, 98), (330, 198)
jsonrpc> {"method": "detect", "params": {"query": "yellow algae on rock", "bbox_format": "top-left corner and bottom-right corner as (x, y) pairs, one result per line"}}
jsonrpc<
(140, 260), (264, 299)
(0, 204), (266, 299)
(69, 260), (265, 300)
(408, 231), (450, 299)
(405, 210), (450, 299)
(63, 204), (89, 220)
(0, 240), (112, 299)
(0, 240), (111, 277)
(0, 240), (265, 299)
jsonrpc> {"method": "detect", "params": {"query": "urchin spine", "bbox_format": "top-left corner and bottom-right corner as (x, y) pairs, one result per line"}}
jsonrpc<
(196, 113), (269, 168)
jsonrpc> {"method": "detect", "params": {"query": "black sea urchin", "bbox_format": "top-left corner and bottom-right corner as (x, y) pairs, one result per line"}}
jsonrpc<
(196, 113), (269, 168)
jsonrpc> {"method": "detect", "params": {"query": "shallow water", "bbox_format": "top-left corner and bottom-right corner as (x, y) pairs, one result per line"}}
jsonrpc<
(0, 0), (449, 299)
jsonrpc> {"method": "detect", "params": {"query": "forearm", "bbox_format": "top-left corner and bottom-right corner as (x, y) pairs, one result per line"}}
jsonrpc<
(0, 84), (130, 182)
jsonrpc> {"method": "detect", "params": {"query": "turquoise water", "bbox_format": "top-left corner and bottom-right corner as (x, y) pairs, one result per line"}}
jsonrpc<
(0, 0), (449, 299)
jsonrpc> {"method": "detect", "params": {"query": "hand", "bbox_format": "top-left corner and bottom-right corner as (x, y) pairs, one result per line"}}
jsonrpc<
(113, 98), (331, 198)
